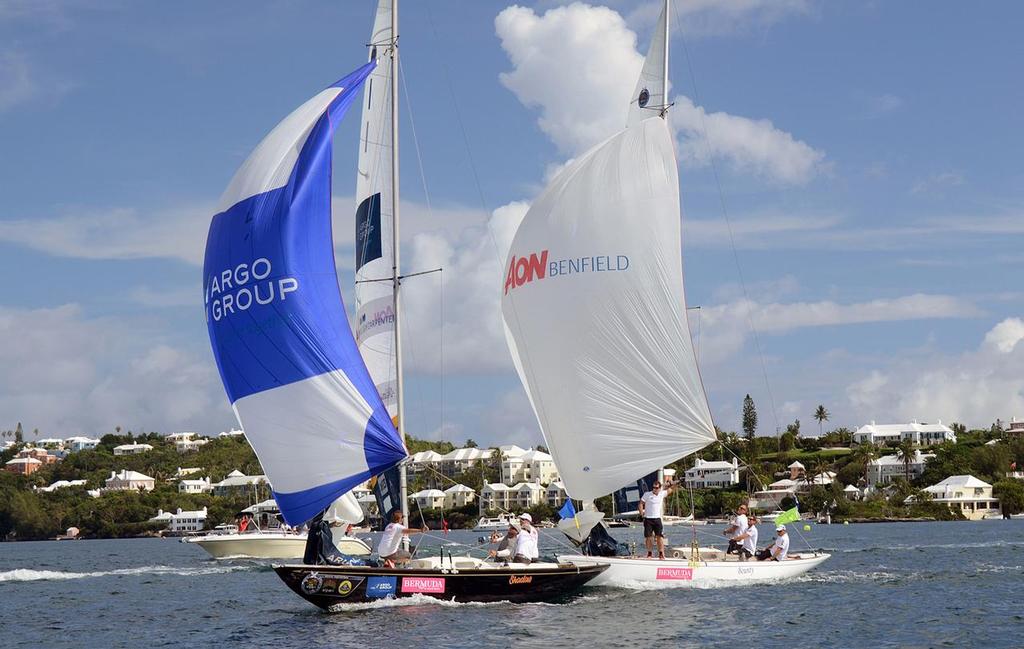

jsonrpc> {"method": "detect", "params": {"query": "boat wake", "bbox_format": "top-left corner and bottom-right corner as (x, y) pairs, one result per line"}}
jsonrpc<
(325, 592), (588, 613)
(0, 564), (256, 583)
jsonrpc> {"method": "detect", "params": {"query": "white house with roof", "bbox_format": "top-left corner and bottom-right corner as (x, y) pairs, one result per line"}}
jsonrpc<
(407, 450), (444, 476)
(176, 438), (210, 453)
(1006, 418), (1024, 438)
(843, 484), (862, 500)
(38, 479), (87, 492)
(105, 470), (155, 491)
(439, 447), (494, 476)
(443, 484), (475, 508)
(853, 420), (956, 447)
(178, 477), (213, 494)
(500, 448), (559, 486)
(546, 481), (568, 507)
(166, 432), (197, 443)
(751, 478), (798, 510)
(867, 450), (934, 486)
(787, 461), (806, 480)
(151, 507), (208, 532)
(64, 436), (100, 452)
(213, 470), (268, 496)
(684, 458), (740, 489)
(218, 428), (245, 438)
(409, 488), (446, 510)
(918, 475), (1000, 520)
(113, 442), (153, 456)
(482, 481), (546, 511)
(35, 438), (65, 450)
(175, 467), (203, 478)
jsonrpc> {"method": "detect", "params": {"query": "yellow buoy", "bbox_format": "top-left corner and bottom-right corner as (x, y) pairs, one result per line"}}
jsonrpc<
(803, 524), (811, 531)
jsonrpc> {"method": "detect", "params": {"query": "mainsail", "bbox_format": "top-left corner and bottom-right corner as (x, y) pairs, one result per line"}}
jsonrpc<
(501, 1), (715, 502)
(354, 0), (399, 418)
(204, 61), (407, 526)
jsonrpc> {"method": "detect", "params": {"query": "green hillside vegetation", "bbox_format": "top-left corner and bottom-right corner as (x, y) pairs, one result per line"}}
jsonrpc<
(1, 432), (265, 541)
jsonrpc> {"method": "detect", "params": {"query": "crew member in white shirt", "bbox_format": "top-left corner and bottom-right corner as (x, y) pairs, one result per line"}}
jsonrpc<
(733, 514), (758, 561)
(723, 503), (749, 555)
(638, 479), (678, 559)
(376, 511), (428, 568)
(489, 513), (540, 564)
(758, 524), (790, 561)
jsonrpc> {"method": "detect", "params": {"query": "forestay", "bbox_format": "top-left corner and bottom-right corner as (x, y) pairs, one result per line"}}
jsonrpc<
(501, 116), (716, 502)
(354, 0), (399, 418)
(204, 61), (407, 526)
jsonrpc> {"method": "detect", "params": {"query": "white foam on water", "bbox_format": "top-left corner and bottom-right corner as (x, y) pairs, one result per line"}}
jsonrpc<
(327, 593), (514, 612)
(0, 564), (252, 583)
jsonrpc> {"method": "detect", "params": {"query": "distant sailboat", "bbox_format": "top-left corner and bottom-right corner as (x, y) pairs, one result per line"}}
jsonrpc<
(203, 0), (606, 608)
(501, 0), (828, 586)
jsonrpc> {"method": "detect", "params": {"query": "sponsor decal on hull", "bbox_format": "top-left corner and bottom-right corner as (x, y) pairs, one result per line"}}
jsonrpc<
(401, 577), (446, 594)
(656, 567), (693, 580)
(366, 576), (397, 598)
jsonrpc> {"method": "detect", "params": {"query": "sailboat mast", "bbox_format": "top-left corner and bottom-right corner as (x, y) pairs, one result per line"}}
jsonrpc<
(661, 0), (670, 118)
(389, 0), (409, 525)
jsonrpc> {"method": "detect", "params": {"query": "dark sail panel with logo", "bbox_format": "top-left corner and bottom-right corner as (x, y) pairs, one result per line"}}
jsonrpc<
(371, 464), (402, 530)
(355, 192), (383, 271)
(612, 470), (659, 517)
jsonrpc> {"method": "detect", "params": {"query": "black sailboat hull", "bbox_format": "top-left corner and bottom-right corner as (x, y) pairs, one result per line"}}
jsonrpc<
(274, 562), (608, 610)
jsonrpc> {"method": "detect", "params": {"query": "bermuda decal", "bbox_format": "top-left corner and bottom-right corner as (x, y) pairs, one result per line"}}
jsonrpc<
(504, 250), (630, 295)
(401, 576), (446, 593)
(656, 567), (693, 580)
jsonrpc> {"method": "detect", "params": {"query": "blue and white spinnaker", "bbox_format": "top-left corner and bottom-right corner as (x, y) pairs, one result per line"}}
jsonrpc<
(203, 61), (407, 526)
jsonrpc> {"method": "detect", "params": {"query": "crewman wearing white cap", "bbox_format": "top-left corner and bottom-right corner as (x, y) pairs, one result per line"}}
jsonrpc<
(760, 524), (790, 561)
(511, 513), (539, 564)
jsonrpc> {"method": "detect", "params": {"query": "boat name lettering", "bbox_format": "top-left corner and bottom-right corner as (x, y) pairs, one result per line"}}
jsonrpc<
(737, 566), (753, 576)
(401, 577), (446, 593)
(655, 567), (693, 580)
(205, 257), (299, 322)
(508, 575), (533, 585)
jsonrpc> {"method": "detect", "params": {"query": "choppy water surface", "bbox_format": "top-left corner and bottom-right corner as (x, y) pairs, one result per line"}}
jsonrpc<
(1, 521), (1021, 648)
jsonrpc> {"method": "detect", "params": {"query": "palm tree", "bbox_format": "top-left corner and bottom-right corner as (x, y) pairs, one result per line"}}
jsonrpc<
(814, 405), (830, 436)
(895, 438), (917, 483)
(852, 443), (878, 487)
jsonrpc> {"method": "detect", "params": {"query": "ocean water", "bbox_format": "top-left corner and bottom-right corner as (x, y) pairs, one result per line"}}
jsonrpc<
(1, 521), (1021, 649)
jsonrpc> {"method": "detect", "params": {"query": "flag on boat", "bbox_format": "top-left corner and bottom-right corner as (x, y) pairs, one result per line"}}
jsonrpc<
(774, 507), (801, 526)
(203, 60), (407, 527)
(558, 499), (577, 521)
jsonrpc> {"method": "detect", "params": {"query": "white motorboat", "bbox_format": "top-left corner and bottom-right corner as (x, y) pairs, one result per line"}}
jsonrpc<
(558, 550), (831, 587)
(473, 514), (518, 532)
(184, 528), (371, 560)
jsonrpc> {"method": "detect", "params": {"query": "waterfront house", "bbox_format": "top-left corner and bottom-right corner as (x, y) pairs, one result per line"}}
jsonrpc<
(546, 481), (568, 507)
(150, 507), (208, 532)
(843, 484), (862, 500)
(500, 448), (560, 486)
(853, 420), (956, 446)
(409, 488), (446, 510)
(178, 477), (213, 494)
(113, 443), (153, 456)
(481, 481), (547, 511)
(918, 475), (1000, 520)
(867, 450), (934, 486)
(751, 478), (797, 510)
(105, 470), (155, 491)
(443, 484), (476, 508)
(212, 469), (268, 496)
(684, 458), (740, 489)
(4, 457), (42, 475)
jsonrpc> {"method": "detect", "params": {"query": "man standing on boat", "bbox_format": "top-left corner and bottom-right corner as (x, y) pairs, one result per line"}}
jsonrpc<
(638, 478), (677, 559)
(376, 511), (428, 568)
(723, 503), (750, 555)
(733, 514), (758, 561)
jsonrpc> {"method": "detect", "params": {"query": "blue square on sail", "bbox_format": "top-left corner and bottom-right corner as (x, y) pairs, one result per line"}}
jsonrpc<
(366, 576), (396, 598)
(355, 192), (383, 271)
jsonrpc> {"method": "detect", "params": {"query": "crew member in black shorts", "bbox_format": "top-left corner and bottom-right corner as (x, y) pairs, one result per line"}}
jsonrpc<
(638, 478), (677, 559)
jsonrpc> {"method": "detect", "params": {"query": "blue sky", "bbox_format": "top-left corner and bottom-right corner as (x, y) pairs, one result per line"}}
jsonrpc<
(1, 1), (1022, 445)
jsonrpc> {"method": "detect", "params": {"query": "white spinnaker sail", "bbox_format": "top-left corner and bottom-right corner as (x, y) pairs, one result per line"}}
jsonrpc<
(354, 0), (398, 418)
(627, 0), (669, 127)
(501, 117), (716, 502)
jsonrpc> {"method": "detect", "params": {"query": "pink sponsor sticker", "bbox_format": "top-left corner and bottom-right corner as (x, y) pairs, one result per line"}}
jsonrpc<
(400, 577), (446, 593)
(656, 567), (693, 580)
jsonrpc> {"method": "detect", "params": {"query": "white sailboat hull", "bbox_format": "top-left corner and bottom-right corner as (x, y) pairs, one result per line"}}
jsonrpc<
(558, 553), (830, 587)
(185, 532), (371, 560)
